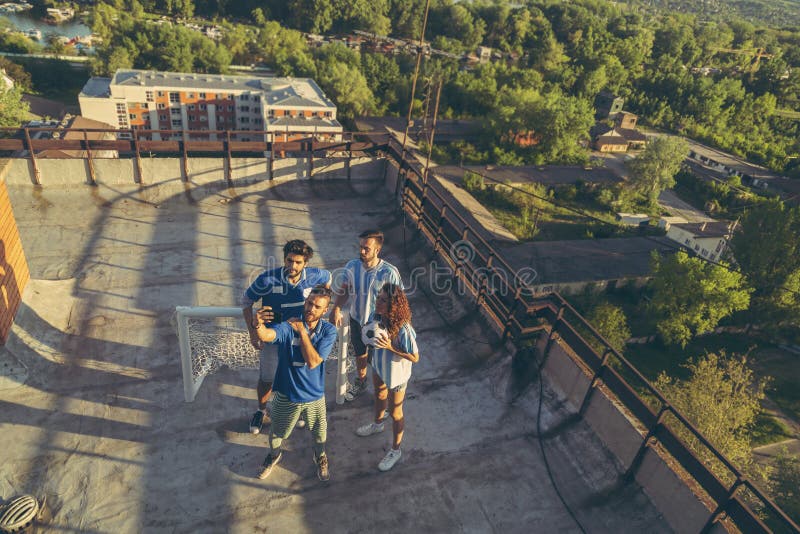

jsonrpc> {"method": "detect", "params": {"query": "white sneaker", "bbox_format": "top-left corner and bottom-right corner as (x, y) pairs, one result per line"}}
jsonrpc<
(378, 448), (402, 471)
(296, 418), (306, 429)
(355, 421), (385, 437)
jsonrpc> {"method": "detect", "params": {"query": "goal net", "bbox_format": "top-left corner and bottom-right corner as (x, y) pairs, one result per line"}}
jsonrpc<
(176, 306), (354, 403)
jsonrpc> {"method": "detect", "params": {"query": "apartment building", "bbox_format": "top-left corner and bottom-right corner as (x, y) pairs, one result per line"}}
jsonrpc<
(78, 69), (342, 142)
(659, 217), (735, 262)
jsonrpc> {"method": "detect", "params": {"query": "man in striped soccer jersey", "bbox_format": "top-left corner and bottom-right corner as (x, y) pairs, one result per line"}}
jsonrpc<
(251, 286), (338, 481)
(331, 230), (403, 401)
(243, 240), (331, 435)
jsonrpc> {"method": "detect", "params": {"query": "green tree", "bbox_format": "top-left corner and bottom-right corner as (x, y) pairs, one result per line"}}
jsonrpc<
(256, 22), (316, 77)
(625, 136), (689, 206)
(731, 200), (800, 328)
(771, 449), (800, 523)
(586, 302), (631, 353)
(316, 58), (375, 120)
(655, 352), (767, 473)
(648, 250), (752, 347)
(0, 84), (30, 127)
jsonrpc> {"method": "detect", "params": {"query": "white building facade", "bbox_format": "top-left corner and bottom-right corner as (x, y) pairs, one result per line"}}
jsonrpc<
(79, 69), (342, 142)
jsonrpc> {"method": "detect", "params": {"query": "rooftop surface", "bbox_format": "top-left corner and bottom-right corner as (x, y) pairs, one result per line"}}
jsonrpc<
(0, 177), (670, 532)
(105, 69), (335, 109)
(498, 236), (677, 285)
(434, 165), (622, 187)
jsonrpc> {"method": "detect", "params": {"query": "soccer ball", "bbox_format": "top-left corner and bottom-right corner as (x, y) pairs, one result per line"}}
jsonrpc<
(361, 320), (389, 347)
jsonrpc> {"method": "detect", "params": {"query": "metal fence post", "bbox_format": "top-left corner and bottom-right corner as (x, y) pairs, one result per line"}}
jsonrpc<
(578, 348), (613, 416)
(624, 404), (669, 482)
(700, 478), (744, 534)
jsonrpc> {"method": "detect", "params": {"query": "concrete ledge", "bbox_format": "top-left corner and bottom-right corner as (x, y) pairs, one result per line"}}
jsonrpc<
(1, 156), (386, 186)
(540, 335), (716, 533)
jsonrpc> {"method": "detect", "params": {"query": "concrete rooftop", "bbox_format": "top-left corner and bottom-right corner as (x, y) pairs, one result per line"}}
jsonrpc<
(0, 177), (670, 533)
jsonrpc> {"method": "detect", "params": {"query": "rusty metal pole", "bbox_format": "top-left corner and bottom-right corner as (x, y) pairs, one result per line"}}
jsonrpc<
(83, 130), (96, 186)
(24, 128), (41, 185)
(133, 129), (143, 184)
(395, 0), (431, 197)
(181, 129), (189, 182)
(226, 130), (233, 185)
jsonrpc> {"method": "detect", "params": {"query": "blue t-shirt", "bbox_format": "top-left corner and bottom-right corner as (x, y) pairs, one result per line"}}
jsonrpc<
(244, 267), (331, 324)
(337, 259), (402, 325)
(271, 320), (337, 403)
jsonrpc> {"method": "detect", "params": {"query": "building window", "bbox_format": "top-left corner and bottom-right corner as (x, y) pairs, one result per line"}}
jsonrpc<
(189, 115), (197, 121)
(228, 105), (234, 111)
(157, 91), (165, 97)
(129, 113), (137, 119)
(187, 92), (195, 99)
(116, 103), (126, 112)
(312, 111), (319, 117)
(169, 92), (180, 103)
(324, 111), (332, 118)
(171, 119), (182, 127)
(268, 110), (275, 117)
(227, 94), (234, 100)
(200, 116), (207, 122)
(701, 248), (708, 256)
(188, 104), (195, 111)
(239, 106), (250, 112)
(253, 95), (260, 102)
(217, 116), (224, 123)
(199, 104), (207, 111)
(254, 117), (262, 124)
(240, 94), (249, 101)
(159, 114), (167, 121)
(254, 106), (261, 113)
(171, 108), (181, 115)
(199, 92), (206, 99)
(240, 117), (250, 123)
(157, 103), (166, 109)
(684, 239), (691, 245)
(146, 91), (154, 102)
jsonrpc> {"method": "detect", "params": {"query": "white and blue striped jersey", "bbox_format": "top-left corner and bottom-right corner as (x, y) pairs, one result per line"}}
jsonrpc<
(339, 259), (402, 325)
(371, 322), (417, 389)
(243, 267), (331, 324)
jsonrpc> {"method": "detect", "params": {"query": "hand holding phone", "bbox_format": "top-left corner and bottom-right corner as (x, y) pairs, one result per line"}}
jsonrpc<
(255, 306), (282, 326)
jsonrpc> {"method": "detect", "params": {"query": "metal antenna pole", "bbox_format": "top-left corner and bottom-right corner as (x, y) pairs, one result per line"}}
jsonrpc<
(399, 0), (432, 162)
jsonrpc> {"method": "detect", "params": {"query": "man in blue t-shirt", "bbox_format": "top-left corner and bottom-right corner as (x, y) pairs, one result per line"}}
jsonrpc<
(242, 240), (331, 435)
(331, 229), (403, 401)
(251, 286), (338, 482)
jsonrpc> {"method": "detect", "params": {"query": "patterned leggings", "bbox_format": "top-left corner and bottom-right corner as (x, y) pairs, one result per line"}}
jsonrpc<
(269, 392), (327, 457)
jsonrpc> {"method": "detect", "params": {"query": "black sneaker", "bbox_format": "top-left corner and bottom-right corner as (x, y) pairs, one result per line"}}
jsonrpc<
(316, 452), (330, 482)
(344, 378), (368, 402)
(257, 451), (282, 480)
(249, 410), (264, 435)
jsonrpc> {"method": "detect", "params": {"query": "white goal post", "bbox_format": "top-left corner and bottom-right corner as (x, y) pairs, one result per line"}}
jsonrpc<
(176, 306), (351, 404)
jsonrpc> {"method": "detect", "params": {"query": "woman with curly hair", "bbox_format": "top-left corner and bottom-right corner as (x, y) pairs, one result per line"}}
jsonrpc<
(355, 283), (419, 471)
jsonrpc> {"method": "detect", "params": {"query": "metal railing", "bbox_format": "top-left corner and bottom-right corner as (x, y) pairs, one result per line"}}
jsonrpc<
(390, 135), (799, 534)
(0, 127), (390, 186)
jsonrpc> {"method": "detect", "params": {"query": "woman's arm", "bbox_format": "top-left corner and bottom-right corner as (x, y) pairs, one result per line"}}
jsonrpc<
(374, 334), (419, 363)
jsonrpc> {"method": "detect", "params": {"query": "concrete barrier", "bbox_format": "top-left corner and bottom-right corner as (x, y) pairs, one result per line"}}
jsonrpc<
(539, 335), (716, 534)
(1, 156), (386, 187)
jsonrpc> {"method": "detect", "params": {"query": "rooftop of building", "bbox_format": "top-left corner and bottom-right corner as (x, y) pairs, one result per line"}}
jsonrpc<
(687, 139), (785, 181)
(79, 76), (111, 98)
(669, 220), (734, 238)
(498, 236), (677, 285)
(0, 173), (670, 532)
(435, 164), (622, 186)
(107, 69), (336, 109)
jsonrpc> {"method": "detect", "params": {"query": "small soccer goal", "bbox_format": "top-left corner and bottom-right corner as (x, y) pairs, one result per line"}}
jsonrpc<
(175, 306), (354, 403)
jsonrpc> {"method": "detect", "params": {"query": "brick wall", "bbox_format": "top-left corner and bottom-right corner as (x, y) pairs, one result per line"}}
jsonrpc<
(0, 180), (29, 342)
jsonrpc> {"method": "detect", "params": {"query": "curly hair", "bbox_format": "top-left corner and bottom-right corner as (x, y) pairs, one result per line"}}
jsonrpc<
(380, 283), (411, 338)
